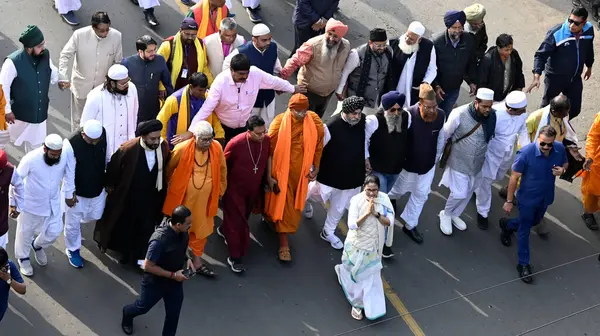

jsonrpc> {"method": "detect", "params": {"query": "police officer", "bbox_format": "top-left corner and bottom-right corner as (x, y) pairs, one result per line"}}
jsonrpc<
(121, 205), (194, 335)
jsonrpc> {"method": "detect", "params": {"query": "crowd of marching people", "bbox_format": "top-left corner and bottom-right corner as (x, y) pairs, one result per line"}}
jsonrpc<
(0, 0), (599, 333)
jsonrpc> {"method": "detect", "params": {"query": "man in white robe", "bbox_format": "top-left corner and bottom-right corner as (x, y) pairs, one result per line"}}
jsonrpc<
(388, 22), (437, 108)
(474, 91), (529, 230)
(62, 120), (108, 269)
(54, 0), (82, 26)
(81, 64), (138, 163)
(438, 88), (496, 235)
(11, 134), (75, 276)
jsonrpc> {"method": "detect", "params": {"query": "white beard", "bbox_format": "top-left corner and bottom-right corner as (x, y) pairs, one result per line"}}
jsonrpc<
(399, 34), (420, 55)
(321, 40), (339, 59)
(384, 111), (403, 133)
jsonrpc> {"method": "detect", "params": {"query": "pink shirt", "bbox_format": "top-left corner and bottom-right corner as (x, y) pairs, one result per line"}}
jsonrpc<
(189, 66), (295, 129)
(222, 42), (232, 57)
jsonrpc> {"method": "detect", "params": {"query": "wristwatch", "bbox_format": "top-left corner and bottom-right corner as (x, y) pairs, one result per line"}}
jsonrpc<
(6, 278), (11, 285)
(375, 212), (381, 219)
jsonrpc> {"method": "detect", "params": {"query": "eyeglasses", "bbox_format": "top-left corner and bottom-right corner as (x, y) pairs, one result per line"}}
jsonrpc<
(540, 142), (554, 148)
(568, 19), (583, 26)
(198, 137), (213, 143)
(422, 104), (438, 110)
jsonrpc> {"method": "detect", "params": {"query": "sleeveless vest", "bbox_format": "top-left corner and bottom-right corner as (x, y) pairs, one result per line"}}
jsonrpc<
(369, 111), (408, 174)
(7, 49), (51, 123)
(403, 104), (445, 174)
(347, 44), (391, 108)
(69, 129), (107, 198)
(387, 38), (433, 105)
(447, 108), (488, 175)
(238, 41), (278, 108)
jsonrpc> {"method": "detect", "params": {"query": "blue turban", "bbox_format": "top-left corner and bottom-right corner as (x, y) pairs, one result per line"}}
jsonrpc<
(381, 91), (406, 110)
(444, 10), (466, 28)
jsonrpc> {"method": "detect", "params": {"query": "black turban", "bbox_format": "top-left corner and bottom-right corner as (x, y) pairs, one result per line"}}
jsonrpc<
(136, 120), (163, 136)
(444, 10), (466, 28)
(369, 28), (387, 42)
(341, 96), (365, 114)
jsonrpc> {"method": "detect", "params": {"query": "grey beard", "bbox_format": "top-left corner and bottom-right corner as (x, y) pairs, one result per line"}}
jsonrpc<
(385, 113), (403, 133)
(322, 40), (339, 59)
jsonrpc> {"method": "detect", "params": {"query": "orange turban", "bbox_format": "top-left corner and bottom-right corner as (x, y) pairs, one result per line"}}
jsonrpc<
(325, 18), (348, 38)
(288, 93), (309, 110)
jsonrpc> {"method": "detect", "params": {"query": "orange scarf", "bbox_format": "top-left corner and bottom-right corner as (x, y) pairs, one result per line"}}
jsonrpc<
(265, 112), (318, 221)
(196, 0), (224, 39)
(162, 139), (222, 217)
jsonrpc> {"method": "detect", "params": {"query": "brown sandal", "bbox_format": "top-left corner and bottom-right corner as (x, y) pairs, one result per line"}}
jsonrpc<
(278, 247), (292, 262)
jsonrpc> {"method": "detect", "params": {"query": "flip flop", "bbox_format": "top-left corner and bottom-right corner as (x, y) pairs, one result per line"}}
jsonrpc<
(196, 264), (216, 277)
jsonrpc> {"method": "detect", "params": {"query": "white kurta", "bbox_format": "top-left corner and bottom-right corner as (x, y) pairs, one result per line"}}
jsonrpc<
(0, 58), (59, 149)
(11, 145), (74, 259)
(395, 45), (437, 108)
(138, 0), (161, 9)
(55, 0), (82, 14)
(80, 83), (139, 162)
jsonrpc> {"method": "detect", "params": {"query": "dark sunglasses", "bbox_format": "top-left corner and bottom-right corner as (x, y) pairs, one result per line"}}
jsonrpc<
(388, 107), (402, 112)
(540, 142), (554, 148)
(568, 19), (583, 26)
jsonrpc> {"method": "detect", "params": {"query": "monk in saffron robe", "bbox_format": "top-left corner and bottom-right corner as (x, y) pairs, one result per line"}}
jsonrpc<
(219, 115), (270, 273)
(187, 0), (229, 39)
(264, 94), (324, 262)
(581, 112), (600, 230)
(163, 121), (227, 277)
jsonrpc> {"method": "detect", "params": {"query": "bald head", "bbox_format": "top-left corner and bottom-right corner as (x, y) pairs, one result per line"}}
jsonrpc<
(549, 94), (571, 118)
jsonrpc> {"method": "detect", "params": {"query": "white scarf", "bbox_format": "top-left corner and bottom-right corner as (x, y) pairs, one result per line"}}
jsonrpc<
(139, 138), (164, 191)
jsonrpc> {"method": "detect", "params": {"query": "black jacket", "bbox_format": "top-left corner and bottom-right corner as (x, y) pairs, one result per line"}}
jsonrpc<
(477, 47), (526, 102)
(431, 30), (478, 91)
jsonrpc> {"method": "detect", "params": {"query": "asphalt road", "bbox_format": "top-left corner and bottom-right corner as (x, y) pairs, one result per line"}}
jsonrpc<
(2, 0), (600, 335)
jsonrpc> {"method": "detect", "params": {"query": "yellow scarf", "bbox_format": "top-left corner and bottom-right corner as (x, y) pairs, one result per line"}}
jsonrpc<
(199, 0), (223, 38)
(170, 32), (206, 88)
(176, 85), (192, 135)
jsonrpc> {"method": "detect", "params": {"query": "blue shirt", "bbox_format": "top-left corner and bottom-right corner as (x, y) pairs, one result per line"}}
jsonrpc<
(513, 141), (568, 208)
(0, 260), (24, 321)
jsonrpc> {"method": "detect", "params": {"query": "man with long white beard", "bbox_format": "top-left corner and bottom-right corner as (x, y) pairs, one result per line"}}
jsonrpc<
(80, 64), (138, 163)
(387, 22), (437, 108)
(336, 28), (392, 115)
(364, 91), (410, 257)
(12, 134), (75, 276)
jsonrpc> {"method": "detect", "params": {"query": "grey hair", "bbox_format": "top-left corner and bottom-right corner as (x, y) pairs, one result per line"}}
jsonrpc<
(191, 121), (214, 139)
(220, 18), (237, 32)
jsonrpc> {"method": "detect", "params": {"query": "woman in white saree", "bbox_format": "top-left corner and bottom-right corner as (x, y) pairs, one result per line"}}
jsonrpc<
(334, 175), (395, 321)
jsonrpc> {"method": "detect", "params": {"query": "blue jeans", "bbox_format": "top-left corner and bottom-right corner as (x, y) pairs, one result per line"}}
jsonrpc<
(123, 279), (184, 336)
(507, 204), (548, 266)
(372, 171), (399, 194)
(438, 88), (460, 119)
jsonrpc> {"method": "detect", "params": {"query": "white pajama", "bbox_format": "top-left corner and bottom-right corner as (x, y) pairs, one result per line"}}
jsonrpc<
(0, 232), (7, 249)
(307, 181), (361, 236)
(252, 99), (276, 129)
(138, 0), (160, 9)
(439, 167), (483, 217)
(388, 166), (436, 229)
(55, 0), (82, 14)
(15, 211), (63, 260)
(242, 0), (260, 9)
(226, 0), (233, 10)
(64, 190), (107, 252)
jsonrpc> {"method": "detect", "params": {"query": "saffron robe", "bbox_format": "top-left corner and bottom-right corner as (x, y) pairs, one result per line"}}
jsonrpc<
(582, 112), (600, 212)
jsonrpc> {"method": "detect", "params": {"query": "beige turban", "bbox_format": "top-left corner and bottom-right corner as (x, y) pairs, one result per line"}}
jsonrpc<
(464, 3), (486, 21)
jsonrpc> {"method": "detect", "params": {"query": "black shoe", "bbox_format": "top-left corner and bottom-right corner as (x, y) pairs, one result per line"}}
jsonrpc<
(390, 199), (397, 213)
(227, 257), (246, 273)
(516, 264), (533, 284)
(382, 246), (394, 259)
(477, 214), (489, 230)
(499, 218), (512, 247)
(582, 213), (599, 230)
(121, 308), (133, 335)
(246, 7), (262, 23)
(402, 226), (423, 244)
(61, 11), (80, 26)
(130, 0), (139, 5)
(145, 12), (159, 26)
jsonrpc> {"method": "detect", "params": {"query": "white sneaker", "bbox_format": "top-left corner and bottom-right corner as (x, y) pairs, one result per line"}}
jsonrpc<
(18, 259), (33, 277)
(439, 210), (453, 235)
(451, 216), (467, 231)
(320, 230), (343, 249)
(32, 243), (48, 266)
(303, 203), (314, 219)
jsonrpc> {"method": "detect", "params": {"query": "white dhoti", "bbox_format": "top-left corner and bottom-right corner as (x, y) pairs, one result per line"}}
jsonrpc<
(439, 168), (483, 217)
(242, 0), (260, 9)
(307, 181), (361, 236)
(388, 166), (436, 229)
(63, 190), (107, 252)
(14, 210), (63, 260)
(252, 100), (276, 129)
(55, 0), (82, 14)
(9, 120), (47, 153)
(0, 232), (8, 249)
(475, 152), (514, 218)
(335, 262), (385, 320)
(138, 0), (160, 9)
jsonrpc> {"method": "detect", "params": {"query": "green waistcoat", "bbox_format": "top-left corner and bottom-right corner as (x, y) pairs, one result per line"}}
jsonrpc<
(7, 49), (51, 124)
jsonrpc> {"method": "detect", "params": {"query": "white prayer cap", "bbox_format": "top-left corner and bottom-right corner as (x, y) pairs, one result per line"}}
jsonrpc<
(505, 91), (527, 109)
(476, 88), (494, 101)
(107, 64), (128, 81)
(408, 21), (425, 36)
(252, 23), (271, 37)
(44, 134), (63, 150)
(83, 119), (103, 139)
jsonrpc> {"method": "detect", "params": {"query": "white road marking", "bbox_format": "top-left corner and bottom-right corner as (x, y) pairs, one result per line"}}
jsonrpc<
(425, 258), (460, 282)
(454, 289), (489, 317)
(8, 303), (34, 327)
(431, 190), (447, 200)
(201, 253), (227, 267)
(76, 248), (140, 296)
(217, 208), (264, 247)
(302, 321), (321, 336)
(142, 26), (164, 41)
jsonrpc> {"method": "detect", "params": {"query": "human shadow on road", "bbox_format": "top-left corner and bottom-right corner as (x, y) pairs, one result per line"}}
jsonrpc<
(2, 295), (63, 336)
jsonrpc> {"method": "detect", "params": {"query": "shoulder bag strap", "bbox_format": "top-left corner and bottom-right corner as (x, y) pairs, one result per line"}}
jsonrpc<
(453, 122), (482, 144)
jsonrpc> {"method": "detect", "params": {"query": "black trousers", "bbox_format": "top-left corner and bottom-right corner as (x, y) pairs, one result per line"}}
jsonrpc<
(305, 91), (333, 118)
(222, 124), (247, 145)
(291, 25), (323, 57)
(123, 280), (184, 336)
(541, 74), (583, 120)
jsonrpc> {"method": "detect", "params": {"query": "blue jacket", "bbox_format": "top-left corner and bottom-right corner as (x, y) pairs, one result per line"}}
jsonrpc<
(292, 0), (339, 29)
(533, 20), (594, 79)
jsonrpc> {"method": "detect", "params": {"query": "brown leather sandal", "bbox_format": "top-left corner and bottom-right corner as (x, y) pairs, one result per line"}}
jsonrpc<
(278, 247), (292, 262)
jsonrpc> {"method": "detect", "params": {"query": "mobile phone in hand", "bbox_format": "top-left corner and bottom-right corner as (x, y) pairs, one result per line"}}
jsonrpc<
(182, 268), (195, 278)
